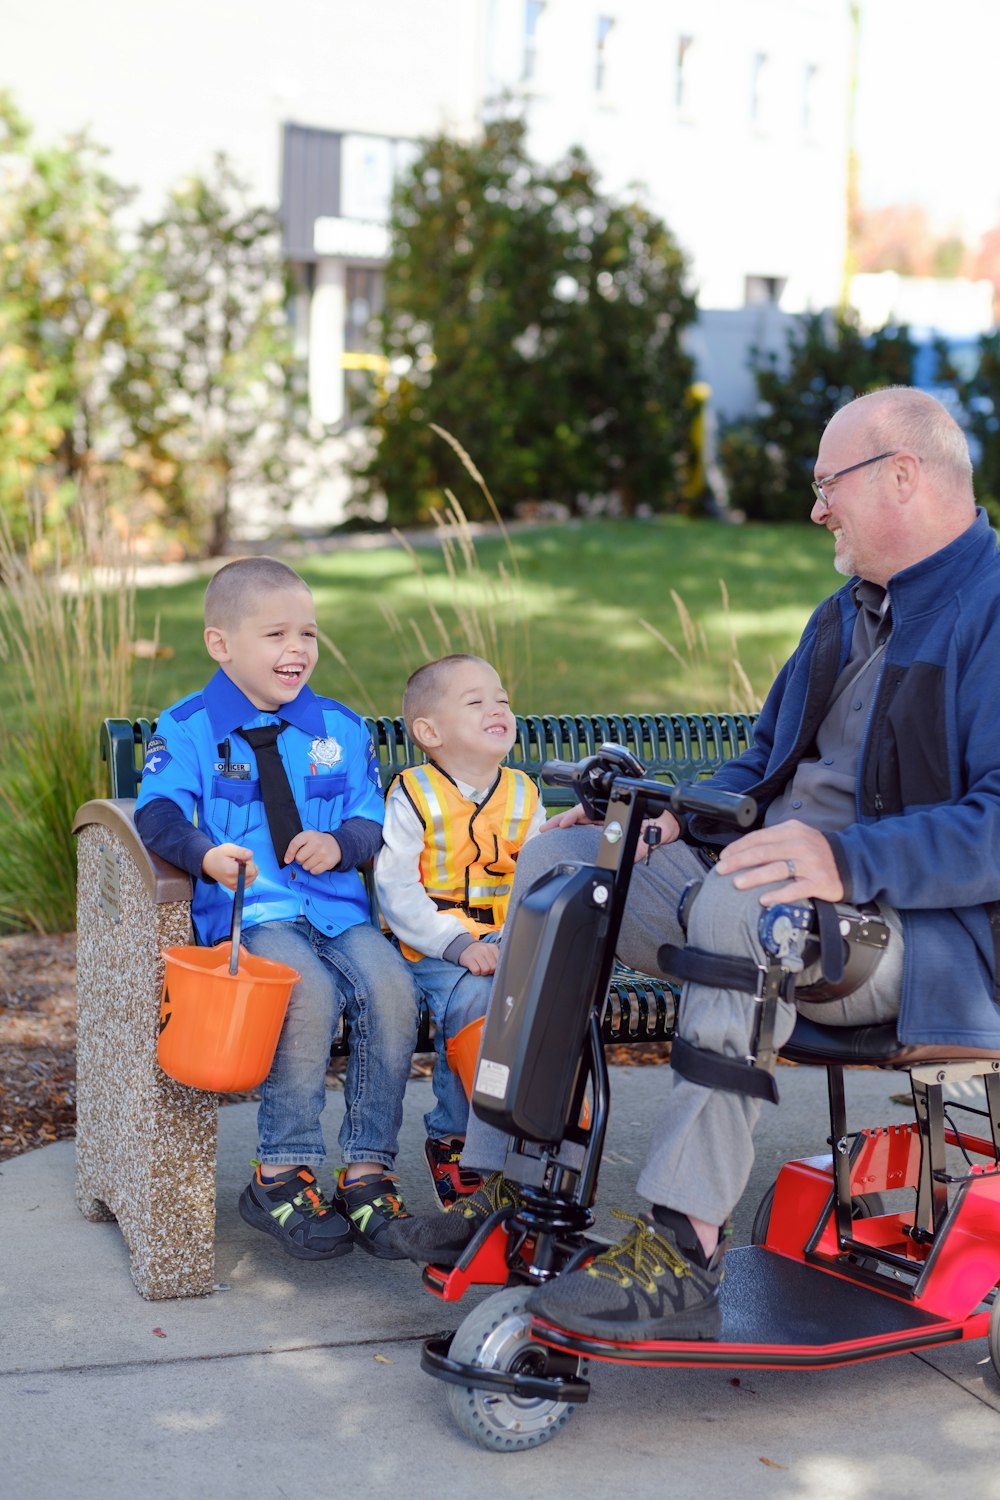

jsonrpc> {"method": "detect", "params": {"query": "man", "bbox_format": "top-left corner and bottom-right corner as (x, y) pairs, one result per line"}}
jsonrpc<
(390, 388), (1000, 1344)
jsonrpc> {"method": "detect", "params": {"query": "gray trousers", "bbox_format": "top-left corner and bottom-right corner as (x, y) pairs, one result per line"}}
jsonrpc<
(464, 826), (903, 1227)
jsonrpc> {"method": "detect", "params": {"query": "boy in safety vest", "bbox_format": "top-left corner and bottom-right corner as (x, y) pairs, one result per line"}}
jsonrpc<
(375, 654), (545, 1208)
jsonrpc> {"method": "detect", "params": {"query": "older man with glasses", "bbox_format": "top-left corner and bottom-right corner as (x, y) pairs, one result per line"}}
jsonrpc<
(389, 387), (1000, 1348)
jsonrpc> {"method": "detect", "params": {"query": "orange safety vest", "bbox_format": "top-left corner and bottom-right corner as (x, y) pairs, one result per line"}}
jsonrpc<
(393, 762), (539, 962)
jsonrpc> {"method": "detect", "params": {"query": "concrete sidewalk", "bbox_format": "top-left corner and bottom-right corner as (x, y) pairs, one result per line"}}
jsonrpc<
(2, 1065), (999, 1500)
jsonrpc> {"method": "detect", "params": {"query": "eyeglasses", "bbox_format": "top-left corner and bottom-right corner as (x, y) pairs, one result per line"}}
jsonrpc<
(811, 451), (897, 506)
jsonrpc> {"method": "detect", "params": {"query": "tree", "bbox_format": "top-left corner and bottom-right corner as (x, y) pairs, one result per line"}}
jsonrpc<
(353, 117), (696, 524)
(114, 156), (310, 556)
(719, 312), (916, 522)
(0, 94), (144, 544)
(954, 331), (1000, 525)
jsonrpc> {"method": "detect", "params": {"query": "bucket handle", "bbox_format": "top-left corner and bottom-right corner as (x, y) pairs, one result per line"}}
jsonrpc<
(229, 862), (246, 976)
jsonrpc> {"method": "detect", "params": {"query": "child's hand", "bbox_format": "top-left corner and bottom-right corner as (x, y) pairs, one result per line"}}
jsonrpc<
(284, 830), (342, 874)
(202, 845), (258, 889)
(541, 803), (596, 831)
(458, 941), (499, 976)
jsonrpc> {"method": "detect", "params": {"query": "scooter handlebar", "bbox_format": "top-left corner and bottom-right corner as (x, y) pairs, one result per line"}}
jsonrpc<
(669, 781), (756, 829)
(541, 754), (756, 830)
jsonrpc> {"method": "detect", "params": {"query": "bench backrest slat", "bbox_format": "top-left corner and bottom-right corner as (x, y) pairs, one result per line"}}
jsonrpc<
(102, 710), (759, 801)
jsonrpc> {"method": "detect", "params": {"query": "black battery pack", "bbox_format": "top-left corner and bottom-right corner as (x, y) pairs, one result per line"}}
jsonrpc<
(471, 861), (612, 1142)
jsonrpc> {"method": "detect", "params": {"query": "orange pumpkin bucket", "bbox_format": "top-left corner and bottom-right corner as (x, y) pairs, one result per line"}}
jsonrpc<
(446, 1015), (591, 1128)
(157, 866), (300, 1092)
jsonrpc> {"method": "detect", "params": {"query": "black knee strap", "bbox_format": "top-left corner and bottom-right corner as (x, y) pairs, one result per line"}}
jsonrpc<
(671, 1034), (780, 1104)
(659, 943), (775, 999)
(659, 942), (790, 1101)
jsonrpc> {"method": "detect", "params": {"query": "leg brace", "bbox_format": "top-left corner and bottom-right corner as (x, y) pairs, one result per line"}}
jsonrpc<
(659, 895), (889, 1103)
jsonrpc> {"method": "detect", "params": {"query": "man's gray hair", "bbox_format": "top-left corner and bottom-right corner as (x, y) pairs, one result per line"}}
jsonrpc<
(854, 387), (974, 494)
(204, 556), (311, 627)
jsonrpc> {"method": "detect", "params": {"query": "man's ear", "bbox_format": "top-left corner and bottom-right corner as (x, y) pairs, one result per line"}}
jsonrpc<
(892, 451), (921, 501)
(411, 715), (441, 751)
(204, 625), (231, 663)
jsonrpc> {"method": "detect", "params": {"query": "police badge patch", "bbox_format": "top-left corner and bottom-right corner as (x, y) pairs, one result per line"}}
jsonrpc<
(142, 735), (172, 775)
(310, 736), (343, 768)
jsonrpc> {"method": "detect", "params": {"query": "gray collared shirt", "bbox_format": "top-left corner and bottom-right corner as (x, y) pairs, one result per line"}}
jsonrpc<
(764, 579), (891, 833)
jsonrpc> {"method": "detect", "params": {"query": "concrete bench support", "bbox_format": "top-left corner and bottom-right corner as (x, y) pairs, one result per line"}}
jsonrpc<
(73, 800), (218, 1300)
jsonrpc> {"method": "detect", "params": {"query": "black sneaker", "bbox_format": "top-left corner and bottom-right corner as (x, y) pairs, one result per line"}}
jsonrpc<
(424, 1135), (483, 1211)
(334, 1169), (410, 1260)
(238, 1164), (353, 1261)
(382, 1170), (520, 1266)
(526, 1210), (726, 1342)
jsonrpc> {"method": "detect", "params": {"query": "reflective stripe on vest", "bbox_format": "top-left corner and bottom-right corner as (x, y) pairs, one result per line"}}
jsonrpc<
(395, 763), (539, 961)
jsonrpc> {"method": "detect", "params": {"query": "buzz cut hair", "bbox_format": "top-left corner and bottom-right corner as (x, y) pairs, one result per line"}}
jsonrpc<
(204, 556), (312, 628)
(402, 653), (489, 737)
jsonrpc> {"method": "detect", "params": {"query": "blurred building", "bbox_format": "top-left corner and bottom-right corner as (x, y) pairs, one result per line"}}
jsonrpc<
(5, 0), (853, 458)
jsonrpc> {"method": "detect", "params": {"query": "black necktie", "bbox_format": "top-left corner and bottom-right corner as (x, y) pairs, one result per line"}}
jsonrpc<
(242, 724), (303, 864)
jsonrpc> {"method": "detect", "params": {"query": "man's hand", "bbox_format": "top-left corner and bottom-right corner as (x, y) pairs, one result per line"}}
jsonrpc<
(715, 820), (844, 906)
(202, 844), (258, 890)
(284, 830), (342, 874)
(632, 809), (683, 863)
(458, 941), (500, 975)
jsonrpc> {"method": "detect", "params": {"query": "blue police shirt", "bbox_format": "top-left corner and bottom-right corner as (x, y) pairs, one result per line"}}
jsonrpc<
(135, 669), (384, 945)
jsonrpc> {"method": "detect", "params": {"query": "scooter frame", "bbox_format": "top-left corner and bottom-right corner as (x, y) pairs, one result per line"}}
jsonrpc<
(418, 751), (1000, 1450)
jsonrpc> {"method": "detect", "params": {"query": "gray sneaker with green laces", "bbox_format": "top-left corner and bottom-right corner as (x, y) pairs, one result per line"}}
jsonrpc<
(526, 1210), (727, 1342)
(382, 1171), (521, 1266)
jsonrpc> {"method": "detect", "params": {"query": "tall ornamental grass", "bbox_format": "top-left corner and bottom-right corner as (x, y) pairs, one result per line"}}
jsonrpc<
(0, 504), (140, 932)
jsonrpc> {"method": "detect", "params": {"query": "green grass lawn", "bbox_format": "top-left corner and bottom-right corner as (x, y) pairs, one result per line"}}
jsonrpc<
(125, 515), (836, 722)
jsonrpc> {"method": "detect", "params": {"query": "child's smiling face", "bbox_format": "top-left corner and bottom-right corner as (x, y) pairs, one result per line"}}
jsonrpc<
(414, 659), (516, 782)
(205, 585), (319, 711)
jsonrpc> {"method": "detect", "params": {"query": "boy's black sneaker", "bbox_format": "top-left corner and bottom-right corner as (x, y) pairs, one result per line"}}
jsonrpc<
(526, 1210), (726, 1342)
(238, 1164), (353, 1261)
(334, 1169), (410, 1260)
(382, 1170), (521, 1266)
(423, 1135), (483, 1211)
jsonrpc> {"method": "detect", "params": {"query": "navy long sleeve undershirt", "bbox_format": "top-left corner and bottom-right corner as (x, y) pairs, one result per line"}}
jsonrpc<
(134, 796), (382, 879)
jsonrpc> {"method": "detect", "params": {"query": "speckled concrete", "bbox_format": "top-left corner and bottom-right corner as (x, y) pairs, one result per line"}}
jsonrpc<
(74, 804), (218, 1300)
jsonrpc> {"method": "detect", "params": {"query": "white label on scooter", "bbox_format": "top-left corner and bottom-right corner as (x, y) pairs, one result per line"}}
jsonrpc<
(475, 1058), (510, 1098)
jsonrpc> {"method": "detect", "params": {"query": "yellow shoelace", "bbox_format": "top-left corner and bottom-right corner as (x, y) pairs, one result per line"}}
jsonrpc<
(585, 1210), (692, 1291)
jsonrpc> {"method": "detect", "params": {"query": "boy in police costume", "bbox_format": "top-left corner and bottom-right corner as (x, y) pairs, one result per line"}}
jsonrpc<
(135, 557), (419, 1262)
(375, 655), (545, 1207)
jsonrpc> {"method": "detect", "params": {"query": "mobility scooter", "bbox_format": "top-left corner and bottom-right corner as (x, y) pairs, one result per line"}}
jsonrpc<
(418, 746), (1000, 1450)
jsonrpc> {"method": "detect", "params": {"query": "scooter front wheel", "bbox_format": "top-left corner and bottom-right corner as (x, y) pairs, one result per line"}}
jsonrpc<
(989, 1287), (1000, 1381)
(445, 1287), (586, 1451)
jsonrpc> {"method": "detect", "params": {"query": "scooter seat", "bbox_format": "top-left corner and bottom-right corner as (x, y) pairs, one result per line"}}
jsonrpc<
(781, 1014), (1000, 1070)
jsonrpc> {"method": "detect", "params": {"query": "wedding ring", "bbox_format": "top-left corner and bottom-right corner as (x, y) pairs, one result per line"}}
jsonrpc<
(786, 859), (796, 879)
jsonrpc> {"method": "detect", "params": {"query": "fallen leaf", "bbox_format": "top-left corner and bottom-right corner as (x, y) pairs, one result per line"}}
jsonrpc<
(373, 1353), (393, 1364)
(152, 1327), (167, 1338)
(759, 1458), (787, 1470)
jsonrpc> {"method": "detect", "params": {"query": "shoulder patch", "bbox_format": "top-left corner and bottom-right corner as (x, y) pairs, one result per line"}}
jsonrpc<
(366, 739), (382, 788)
(142, 735), (172, 776)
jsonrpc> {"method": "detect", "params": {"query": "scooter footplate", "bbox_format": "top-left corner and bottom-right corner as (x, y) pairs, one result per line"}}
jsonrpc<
(533, 1247), (979, 1370)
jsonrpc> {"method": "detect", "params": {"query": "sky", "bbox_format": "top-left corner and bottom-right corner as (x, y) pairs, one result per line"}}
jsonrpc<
(854, 0), (1000, 235)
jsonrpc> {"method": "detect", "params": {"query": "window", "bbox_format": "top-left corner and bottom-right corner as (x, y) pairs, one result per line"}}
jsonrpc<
(343, 266), (385, 421)
(523, 0), (544, 82)
(750, 50), (770, 127)
(745, 274), (787, 307)
(802, 63), (819, 136)
(676, 34), (694, 111)
(595, 14), (615, 92)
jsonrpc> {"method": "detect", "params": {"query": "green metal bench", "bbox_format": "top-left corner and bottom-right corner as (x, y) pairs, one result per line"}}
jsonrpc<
(73, 709), (756, 1299)
(100, 710), (758, 1050)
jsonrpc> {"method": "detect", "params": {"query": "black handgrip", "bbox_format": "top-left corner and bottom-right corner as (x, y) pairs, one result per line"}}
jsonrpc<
(672, 783), (756, 828)
(229, 863), (246, 975)
(540, 758), (582, 787)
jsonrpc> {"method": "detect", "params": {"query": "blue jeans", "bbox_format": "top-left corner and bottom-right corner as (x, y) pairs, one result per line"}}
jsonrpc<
(409, 945), (495, 1139)
(241, 918), (419, 1171)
